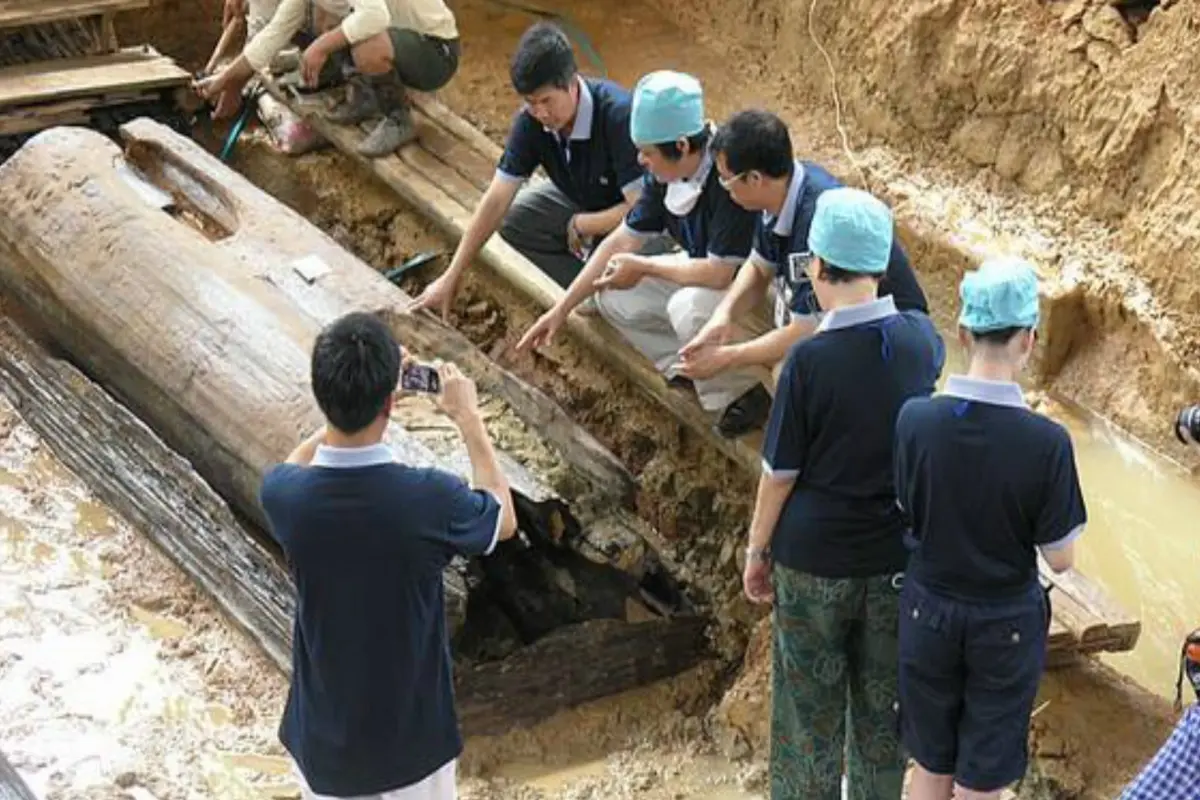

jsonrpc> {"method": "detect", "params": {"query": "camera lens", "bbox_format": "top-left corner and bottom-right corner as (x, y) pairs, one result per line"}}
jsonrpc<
(1175, 405), (1200, 444)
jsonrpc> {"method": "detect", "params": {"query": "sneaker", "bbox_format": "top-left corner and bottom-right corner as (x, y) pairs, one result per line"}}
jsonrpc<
(357, 111), (417, 157)
(715, 384), (772, 439)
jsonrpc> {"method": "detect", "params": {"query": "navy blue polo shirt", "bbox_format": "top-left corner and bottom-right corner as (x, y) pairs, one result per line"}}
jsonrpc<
(622, 148), (757, 263)
(894, 376), (1088, 600)
(750, 161), (928, 327)
(496, 76), (644, 212)
(259, 443), (502, 797)
(762, 297), (945, 577)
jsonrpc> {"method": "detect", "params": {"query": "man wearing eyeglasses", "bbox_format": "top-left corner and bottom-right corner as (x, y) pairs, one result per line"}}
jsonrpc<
(678, 109), (929, 384)
(517, 70), (772, 440)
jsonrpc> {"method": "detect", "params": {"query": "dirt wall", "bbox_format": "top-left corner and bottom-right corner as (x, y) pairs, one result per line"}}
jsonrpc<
(643, 0), (1200, 461)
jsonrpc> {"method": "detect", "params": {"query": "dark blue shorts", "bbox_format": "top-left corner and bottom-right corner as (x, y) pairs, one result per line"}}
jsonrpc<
(898, 578), (1048, 791)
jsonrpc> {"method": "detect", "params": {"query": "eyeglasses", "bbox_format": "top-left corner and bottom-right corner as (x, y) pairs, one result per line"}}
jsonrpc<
(718, 171), (747, 191)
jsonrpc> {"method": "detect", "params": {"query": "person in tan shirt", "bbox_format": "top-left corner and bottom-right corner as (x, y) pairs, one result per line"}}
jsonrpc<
(196, 0), (460, 157)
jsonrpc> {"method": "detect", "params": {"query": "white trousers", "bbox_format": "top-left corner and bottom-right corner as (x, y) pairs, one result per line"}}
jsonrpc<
(595, 275), (759, 411)
(296, 759), (456, 800)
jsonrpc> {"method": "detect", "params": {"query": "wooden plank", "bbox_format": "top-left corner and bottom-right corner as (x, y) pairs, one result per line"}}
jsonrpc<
(0, 48), (188, 110)
(0, 0), (149, 30)
(1048, 580), (1111, 645)
(0, 749), (37, 800)
(1047, 568), (1141, 651)
(259, 80), (1141, 660)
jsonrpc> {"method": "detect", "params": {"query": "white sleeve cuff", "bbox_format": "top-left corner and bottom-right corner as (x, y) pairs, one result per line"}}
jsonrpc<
(708, 251), (748, 265)
(495, 169), (527, 184)
(1038, 523), (1085, 555)
(749, 249), (777, 272)
(621, 177), (645, 196)
(482, 490), (505, 556)
(620, 221), (663, 239)
(761, 459), (800, 480)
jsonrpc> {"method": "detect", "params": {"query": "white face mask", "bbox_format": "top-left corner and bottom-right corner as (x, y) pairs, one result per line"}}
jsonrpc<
(663, 149), (713, 216)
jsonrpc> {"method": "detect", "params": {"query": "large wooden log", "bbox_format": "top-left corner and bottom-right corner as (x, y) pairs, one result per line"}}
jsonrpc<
(0, 749), (37, 800)
(0, 119), (628, 532)
(0, 304), (710, 736)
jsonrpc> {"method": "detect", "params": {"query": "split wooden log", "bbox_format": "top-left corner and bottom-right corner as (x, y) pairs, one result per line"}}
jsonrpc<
(0, 749), (37, 800)
(0, 120), (710, 730)
(0, 306), (711, 736)
(0, 119), (629, 531)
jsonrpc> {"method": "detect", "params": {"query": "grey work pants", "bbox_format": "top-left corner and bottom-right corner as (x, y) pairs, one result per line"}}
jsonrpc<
(499, 180), (674, 289)
(595, 271), (760, 411)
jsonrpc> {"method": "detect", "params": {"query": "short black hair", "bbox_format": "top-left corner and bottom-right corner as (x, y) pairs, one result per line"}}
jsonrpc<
(653, 126), (711, 161)
(970, 326), (1028, 346)
(310, 312), (400, 435)
(816, 262), (881, 284)
(510, 22), (577, 95)
(711, 109), (794, 179)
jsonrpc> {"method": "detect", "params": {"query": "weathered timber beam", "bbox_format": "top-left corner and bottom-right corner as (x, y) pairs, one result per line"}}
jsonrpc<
(455, 616), (711, 737)
(0, 749), (37, 800)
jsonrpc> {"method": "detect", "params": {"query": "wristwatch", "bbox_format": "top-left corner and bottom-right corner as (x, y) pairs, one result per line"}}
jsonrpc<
(745, 546), (771, 563)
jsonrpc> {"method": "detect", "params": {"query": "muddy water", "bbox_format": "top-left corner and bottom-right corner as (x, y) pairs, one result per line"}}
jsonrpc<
(938, 347), (1200, 700)
(0, 399), (292, 800)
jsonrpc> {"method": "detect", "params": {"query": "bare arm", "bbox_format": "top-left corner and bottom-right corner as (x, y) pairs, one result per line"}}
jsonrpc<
(558, 224), (641, 313)
(711, 260), (774, 327)
(726, 316), (820, 370)
(284, 426), (326, 465)
(456, 413), (518, 541)
(641, 255), (737, 291)
(447, 176), (522, 283)
(748, 473), (795, 555)
(573, 179), (642, 240)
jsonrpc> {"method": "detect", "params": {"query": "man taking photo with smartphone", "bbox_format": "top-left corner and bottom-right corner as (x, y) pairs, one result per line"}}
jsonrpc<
(259, 311), (517, 800)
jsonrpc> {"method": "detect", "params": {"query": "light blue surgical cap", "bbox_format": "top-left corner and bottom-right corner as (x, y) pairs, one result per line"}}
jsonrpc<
(630, 70), (705, 146)
(807, 188), (893, 274)
(958, 257), (1041, 333)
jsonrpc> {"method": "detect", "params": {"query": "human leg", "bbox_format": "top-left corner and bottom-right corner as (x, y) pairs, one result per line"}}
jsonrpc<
(333, 29), (459, 156)
(498, 181), (585, 288)
(594, 278), (684, 371)
(897, 578), (966, 800)
(770, 565), (856, 800)
(845, 574), (907, 799)
(954, 585), (1047, 796)
(665, 286), (763, 410)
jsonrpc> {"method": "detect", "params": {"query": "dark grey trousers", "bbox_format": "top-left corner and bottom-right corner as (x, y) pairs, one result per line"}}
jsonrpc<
(499, 180), (676, 289)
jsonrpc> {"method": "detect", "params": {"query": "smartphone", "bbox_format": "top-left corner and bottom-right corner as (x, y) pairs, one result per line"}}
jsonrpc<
(401, 362), (441, 394)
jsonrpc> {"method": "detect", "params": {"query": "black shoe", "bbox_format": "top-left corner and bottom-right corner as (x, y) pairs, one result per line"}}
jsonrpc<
(715, 384), (772, 439)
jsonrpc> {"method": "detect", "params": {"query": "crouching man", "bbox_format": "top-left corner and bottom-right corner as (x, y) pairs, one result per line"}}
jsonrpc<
(517, 70), (771, 439)
(259, 312), (517, 799)
(415, 22), (655, 319)
(679, 109), (929, 385)
(197, 0), (461, 156)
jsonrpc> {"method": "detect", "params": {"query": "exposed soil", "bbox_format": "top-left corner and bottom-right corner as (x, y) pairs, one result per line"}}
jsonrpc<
(52, 0), (1200, 796)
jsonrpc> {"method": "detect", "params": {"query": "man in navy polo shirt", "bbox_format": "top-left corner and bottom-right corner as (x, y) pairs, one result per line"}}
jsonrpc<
(678, 108), (929, 384)
(516, 70), (771, 439)
(415, 21), (652, 319)
(894, 258), (1085, 800)
(742, 188), (943, 799)
(259, 312), (518, 799)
